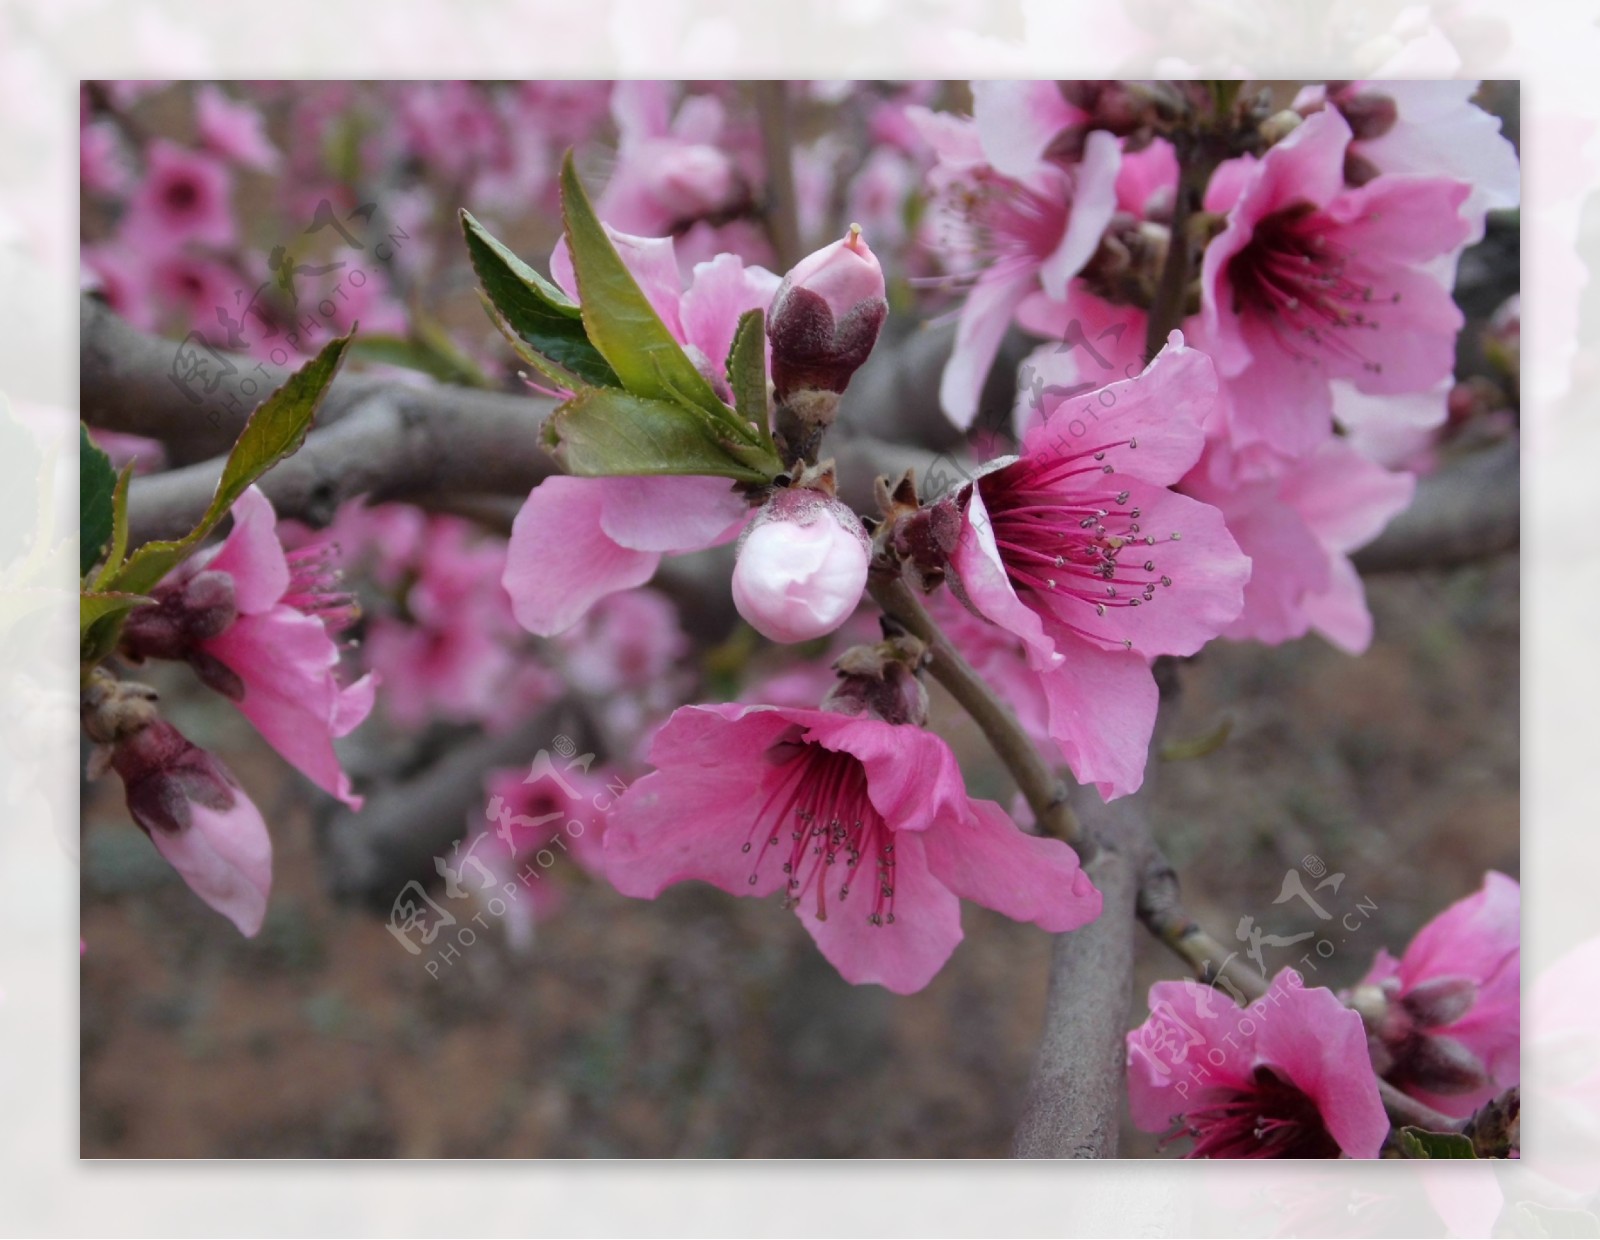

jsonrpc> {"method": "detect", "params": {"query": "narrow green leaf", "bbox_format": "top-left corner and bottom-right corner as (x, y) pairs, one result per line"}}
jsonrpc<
(80, 424), (117, 580)
(1396, 1127), (1478, 1159)
(726, 308), (775, 453)
(460, 208), (621, 390)
(110, 333), (352, 597)
(80, 590), (155, 634)
(544, 387), (782, 483)
(91, 463), (136, 591)
(558, 153), (734, 425)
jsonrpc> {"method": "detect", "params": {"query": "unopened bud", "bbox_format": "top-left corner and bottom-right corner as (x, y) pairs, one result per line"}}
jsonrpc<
(1400, 1033), (1491, 1096)
(767, 225), (887, 402)
(732, 487), (870, 644)
(1338, 90), (1399, 141)
(823, 636), (929, 726)
(107, 715), (273, 936)
(1401, 974), (1480, 1029)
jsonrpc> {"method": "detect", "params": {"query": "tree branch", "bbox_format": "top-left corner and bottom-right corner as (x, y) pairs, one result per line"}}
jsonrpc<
(1013, 794), (1147, 1157)
(754, 81), (802, 270)
(1353, 437), (1519, 574)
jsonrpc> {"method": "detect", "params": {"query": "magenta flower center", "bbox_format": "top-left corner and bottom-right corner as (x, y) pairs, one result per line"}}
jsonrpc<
(1226, 201), (1398, 374)
(741, 741), (897, 926)
(1176, 1066), (1341, 1158)
(979, 443), (1176, 646)
(163, 176), (202, 215)
(285, 543), (359, 634)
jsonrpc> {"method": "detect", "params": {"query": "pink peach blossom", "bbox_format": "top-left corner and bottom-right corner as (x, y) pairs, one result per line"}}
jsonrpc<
(1127, 969), (1389, 1158)
(909, 95), (1122, 428)
(945, 337), (1249, 798)
(123, 488), (374, 807)
(121, 139), (237, 254)
(1198, 108), (1472, 459)
(195, 83), (281, 173)
(1352, 871), (1519, 1119)
(603, 703), (1101, 994)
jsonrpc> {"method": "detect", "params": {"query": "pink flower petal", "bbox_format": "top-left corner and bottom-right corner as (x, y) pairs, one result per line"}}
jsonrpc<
(1037, 637), (1159, 801)
(678, 253), (781, 377)
(972, 79), (1086, 178)
(503, 476), (661, 636)
(202, 486), (290, 614)
(147, 789), (273, 937)
(793, 829), (963, 995)
(921, 798), (1100, 932)
(597, 474), (749, 553)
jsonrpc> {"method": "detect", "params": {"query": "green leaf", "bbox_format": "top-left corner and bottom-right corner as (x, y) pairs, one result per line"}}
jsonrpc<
(80, 424), (117, 580)
(558, 154), (743, 432)
(1396, 1127), (1478, 1159)
(109, 332), (352, 598)
(460, 208), (621, 390)
(544, 387), (782, 483)
(90, 463), (136, 590)
(726, 308), (775, 453)
(80, 590), (154, 634)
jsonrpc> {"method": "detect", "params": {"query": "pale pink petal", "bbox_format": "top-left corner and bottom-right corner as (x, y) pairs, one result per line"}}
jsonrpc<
(204, 608), (369, 808)
(1256, 978), (1390, 1158)
(610, 80), (671, 140)
(1327, 174), (1472, 262)
(793, 829), (963, 995)
(597, 474), (749, 553)
(921, 798), (1100, 932)
(203, 486), (290, 614)
(148, 791), (273, 937)
(1301, 555), (1375, 655)
(550, 229), (685, 336)
(1021, 335), (1214, 487)
(1281, 440), (1416, 554)
(949, 484), (1058, 663)
(1037, 637), (1160, 801)
(504, 476), (660, 637)
(1038, 128), (1121, 299)
(972, 79), (1086, 178)
(800, 713), (975, 835)
(940, 264), (1037, 429)
(1040, 479), (1249, 658)
(678, 253), (780, 377)
(1127, 978), (1256, 1131)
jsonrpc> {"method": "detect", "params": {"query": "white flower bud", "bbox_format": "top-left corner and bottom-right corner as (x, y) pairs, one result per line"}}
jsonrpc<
(732, 489), (870, 644)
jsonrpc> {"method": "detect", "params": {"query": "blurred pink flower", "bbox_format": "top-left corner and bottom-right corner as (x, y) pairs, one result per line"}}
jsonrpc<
(121, 139), (237, 254)
(1182, 436), (1415, 654)
(909, 90), (1121, 427)
(195, 83), (281, 173)
(80, 118), (131, 195)
(1353, 871), (1520, 1119)
(554, 588), (689, 698)
(603, 702), (1101, 994)
(945, 338), (1248, 798)
(1197, 108), (1472, 459)
(109, 717), (273, 937)
(1127, 969), (1389, 1158)
(597, 81), (752, 240)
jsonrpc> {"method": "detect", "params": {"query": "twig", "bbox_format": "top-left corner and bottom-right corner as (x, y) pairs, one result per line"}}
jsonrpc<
(754, 81), (802, 270)
(866, 570), (1086, 852)
(1142, 143), (1208, 362)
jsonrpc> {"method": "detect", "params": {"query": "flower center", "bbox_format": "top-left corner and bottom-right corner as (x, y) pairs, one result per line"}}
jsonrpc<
(285, 543), (359, 633)
(1226, 200), (1397, 375)
(1174, 1066), (1342, 1158)
(741, 739), (897, 926)
(979, 442), (1176, 648)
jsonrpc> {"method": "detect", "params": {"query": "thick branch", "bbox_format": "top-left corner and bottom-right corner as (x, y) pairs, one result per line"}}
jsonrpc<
(1353, 438), (1519, 574)
(754, 81), (802, 270)
(1013, 795), (1148, 1157)
(124, 380), (556, 543)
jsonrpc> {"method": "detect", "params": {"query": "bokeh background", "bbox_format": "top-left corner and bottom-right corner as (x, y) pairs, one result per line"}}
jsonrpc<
(77, 79), (1519, 1158)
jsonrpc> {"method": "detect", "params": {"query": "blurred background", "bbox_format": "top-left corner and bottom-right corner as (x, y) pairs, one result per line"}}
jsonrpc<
(78, 80), (1519, 1158)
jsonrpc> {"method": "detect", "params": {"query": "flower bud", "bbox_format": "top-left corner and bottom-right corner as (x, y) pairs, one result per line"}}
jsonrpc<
(767, 225), (888, 402)
(108, 716), (273, 936)
(732, 488), (870, 644)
